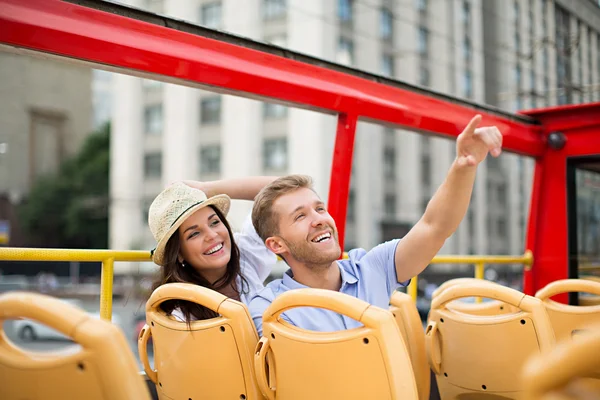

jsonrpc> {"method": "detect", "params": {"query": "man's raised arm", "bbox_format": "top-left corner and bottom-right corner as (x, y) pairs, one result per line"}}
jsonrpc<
(393, 115), (503, 283)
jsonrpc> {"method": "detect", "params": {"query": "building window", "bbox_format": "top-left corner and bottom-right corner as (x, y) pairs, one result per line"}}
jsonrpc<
(514, 0), (520, 24)
(384, 194), (396, 217)
(347, 189), (356, 222)
(142, 79), (162, 90)
(555, 5), (572, 105)
(263, 0), (286, 20)
(144, 105), (162, 135)
(383, 147), (395, 180)
(419, 67), (430, 86)
(515, 31), (521, 53)
(201, 2), (222, 29)
(463, 37), (472, 63)
(337, 37), (354, 65)
(199, 145), (221, 175)
(530, 69), (536, 108)
(463, 70), (473, 98)
(338, 0), (353, 23)
(29, 111), (64, 181)
(263, 137), (287, 171)
(589, 31), (593, 101)
(380, 8), (393, 41)
(200, 96), (221, 125)
(462, 1), (470, 25)
(418, 26), (428, 56)
(144, 152), (162, 179)
(264, 102), (288, 118)
(416, 0), (427, 12)
(380, 53), (394, 77)
(497, 219), (507, 237)
(597, 34), (600, 101)
(421, 154), (431, 187)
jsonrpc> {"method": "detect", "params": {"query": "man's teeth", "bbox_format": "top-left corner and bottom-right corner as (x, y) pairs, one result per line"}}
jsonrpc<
(312, 233), (331, 242)
(205, 243), (223, 255)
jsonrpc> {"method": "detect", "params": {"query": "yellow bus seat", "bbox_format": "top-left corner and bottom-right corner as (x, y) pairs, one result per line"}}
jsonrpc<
(0, 291), (150, 400)
(254, 288), (418, 400)
(523, 323), (600, 400)
(426, 279), (556, 399)
(138, 283), (264, 400)
(535, 279), (600, 342)
(580, 276), (600, 306)
(431, 278), (519, 316)
(389, 291), (430, 400)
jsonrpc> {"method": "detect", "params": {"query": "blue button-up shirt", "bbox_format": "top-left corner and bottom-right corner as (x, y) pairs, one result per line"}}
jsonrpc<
(249, 239), (410, 336)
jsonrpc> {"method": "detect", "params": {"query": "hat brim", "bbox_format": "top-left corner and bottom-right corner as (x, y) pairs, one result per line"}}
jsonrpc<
(152, 194), (230, 265)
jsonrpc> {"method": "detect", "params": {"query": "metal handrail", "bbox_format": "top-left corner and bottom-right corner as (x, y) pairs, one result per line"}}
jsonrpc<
(0, 248), (152, 320)
(0, 247), (535, 317)
(407, 250), (534, 302)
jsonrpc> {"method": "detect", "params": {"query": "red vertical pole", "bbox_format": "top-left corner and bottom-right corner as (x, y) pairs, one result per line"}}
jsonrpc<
(523, 160), (543, 296)
(525, 149), (569, 302)
(327, 113), (358, 252)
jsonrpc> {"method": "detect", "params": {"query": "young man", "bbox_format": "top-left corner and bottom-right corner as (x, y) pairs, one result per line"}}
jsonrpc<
(249, 115), (502, 335)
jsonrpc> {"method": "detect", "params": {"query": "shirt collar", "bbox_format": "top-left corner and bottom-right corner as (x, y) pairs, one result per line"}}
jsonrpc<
(283, 261), (358, 289)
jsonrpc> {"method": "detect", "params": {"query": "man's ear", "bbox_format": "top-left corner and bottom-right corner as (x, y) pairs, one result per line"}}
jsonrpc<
(265, 236), (287, 255)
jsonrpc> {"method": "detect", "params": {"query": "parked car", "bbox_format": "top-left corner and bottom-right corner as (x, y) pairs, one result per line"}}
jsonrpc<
(13, 298), (122, 341)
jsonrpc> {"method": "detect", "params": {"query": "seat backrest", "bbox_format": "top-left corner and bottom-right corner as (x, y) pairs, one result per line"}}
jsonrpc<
(523, 323), (600, 400)
(431, 278), (520, 316)
(426, 280), (556, 399)
(535, 279), (600, 342)
(0, 291), (150, 400)
(389, 291), (429, 400)
(139, 283), (263, 400)
(254, 288), (418, 400)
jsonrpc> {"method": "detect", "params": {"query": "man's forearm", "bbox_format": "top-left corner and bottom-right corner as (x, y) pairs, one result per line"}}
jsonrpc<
(421, 160), (477, 238)
(193, 176), (277, 200)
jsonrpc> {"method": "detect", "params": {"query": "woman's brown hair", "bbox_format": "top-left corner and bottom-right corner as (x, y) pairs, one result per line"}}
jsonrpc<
(151, 206), (248, 323)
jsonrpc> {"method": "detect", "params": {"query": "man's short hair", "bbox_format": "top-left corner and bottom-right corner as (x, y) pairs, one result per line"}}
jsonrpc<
(252, 174), (314, 242)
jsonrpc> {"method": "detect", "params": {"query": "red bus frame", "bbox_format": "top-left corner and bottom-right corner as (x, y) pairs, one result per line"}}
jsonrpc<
(2, 0), (599, 299)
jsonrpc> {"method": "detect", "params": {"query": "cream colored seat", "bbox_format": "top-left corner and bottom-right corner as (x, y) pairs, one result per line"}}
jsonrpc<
(426, 279), (555, 399)
(254, 288), (418, 400)
(138, 282), (264, 400)
(523, 323), (600, 400)
(535, 279), (600, 342)
(0, 291), (150, 400)
(431, 278), (519, 316)
(389, 291), (429, 400)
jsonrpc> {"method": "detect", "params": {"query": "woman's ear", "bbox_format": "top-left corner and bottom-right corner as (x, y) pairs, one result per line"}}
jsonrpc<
(265, 236), (287, 255)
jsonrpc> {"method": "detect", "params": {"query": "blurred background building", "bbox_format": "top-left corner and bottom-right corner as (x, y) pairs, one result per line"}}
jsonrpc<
(0, 52), (92, 247)
(98, 0), (600, 275)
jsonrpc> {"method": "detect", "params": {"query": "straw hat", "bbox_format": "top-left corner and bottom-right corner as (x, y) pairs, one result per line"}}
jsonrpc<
(148, 182), (231, 265)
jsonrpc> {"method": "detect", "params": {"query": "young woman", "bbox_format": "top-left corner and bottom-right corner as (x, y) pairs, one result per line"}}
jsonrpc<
(148, 177), (276, 323)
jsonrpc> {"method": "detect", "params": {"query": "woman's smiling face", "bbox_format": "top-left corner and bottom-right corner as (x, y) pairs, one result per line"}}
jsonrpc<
(177, 206), (232, 281)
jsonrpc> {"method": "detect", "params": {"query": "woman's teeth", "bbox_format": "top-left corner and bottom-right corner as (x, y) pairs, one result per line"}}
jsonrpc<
(205, 243), (223, 255)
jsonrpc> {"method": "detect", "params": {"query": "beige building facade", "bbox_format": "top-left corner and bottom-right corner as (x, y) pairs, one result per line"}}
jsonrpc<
(105, 0), (600, 274)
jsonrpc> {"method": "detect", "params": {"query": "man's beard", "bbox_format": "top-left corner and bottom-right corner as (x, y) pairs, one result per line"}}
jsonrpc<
(282, 230), (342, 267)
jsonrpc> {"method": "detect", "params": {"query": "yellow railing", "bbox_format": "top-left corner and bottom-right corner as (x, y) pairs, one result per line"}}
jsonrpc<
(0, 248), (152, 320)
(407, 250), (534, 302)
(0, 247), (535, 317)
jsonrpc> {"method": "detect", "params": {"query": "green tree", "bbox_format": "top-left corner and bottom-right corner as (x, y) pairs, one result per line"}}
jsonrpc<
(19, 123), (110, 248)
